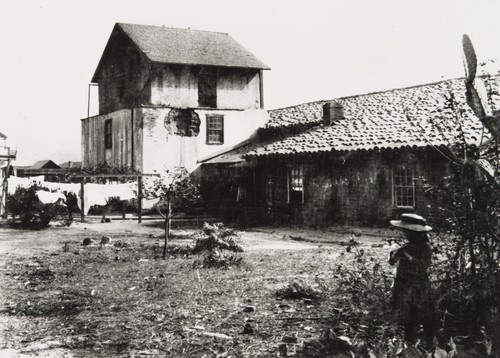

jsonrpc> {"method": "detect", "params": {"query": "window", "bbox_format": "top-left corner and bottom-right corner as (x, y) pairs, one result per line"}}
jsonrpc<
(288, 166), (304, 203)
(104, 119), (112, 149)
(198, 69), (217, 108)
(206, 115), (224, 144)
(118, 79), (125, 99)
(393, 165), (415, 208)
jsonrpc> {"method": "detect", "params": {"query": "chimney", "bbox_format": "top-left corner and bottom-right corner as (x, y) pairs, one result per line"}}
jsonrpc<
(323, 101), (344, 125)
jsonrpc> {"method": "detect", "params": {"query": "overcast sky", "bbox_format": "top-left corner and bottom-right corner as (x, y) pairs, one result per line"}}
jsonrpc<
(1, 0), (499, 165)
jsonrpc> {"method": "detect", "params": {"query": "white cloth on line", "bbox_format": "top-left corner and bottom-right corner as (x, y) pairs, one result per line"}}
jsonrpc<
(6, 177), (138, 215)
(7, 176), (35, 194)
(36, 190), (66, 205)
(77, 182), (138, 215)
(28, 175), (45, 184)
(43, 182), (80, 196)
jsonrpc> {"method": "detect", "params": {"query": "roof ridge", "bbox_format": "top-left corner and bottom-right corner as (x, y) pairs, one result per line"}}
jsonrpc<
(117, 22), (229, 36)
(269, 100), (327, 113)
(335, 77), (465, 101)
(268, 77), (467, 112)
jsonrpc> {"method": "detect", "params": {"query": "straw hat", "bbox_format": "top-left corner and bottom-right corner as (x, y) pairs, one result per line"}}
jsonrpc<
(390, 213), (432, 232)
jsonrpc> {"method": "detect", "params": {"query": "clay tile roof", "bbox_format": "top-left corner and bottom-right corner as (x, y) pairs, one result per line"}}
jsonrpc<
(117, 23), (269, 70)
(247, 77), (499, 157)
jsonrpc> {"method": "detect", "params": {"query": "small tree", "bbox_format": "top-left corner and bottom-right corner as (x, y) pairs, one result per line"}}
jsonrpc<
(144, 167), (200, 259)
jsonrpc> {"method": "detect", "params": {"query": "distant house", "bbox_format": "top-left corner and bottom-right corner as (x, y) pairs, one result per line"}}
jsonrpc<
(201, 78), (495, 227)
(28, 160), (60, 171)
(11, 160), (80, 182)
(0, 132), (17, 216)
(58, 161), (82, 170)
(81, 23), (270, 173)
(13, 160), (60, 181)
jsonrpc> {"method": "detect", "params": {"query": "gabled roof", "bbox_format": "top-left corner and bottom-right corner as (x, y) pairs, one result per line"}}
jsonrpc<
(93, 23), (269, 82)
(28, 160), (60, 170)
(246, 78), (498, 158)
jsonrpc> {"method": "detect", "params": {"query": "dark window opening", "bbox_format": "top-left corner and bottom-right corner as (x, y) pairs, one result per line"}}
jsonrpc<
(206, 115), (224, 144)
(118, 79), (125, 99)
(104, 119), (112, 149)
(288, 166), (304, 203)
(393, 165), (415, 208)
(198, 69), (217, 108)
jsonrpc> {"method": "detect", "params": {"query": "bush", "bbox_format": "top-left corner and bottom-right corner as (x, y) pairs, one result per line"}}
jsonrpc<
(190, 223), (244, 269)
(6, 185), (67, 228)
(191, 222), (243, 254)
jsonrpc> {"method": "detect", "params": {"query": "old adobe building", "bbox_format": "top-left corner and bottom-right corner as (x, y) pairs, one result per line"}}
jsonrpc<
(200, 78), (495, 227)
(81, 23), (269, 173)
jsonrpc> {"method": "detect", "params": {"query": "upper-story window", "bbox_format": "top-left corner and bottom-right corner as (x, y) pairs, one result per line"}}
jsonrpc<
(288, 166), (304, 203)
(393, 165), (415, 208)
(206, 115), (224, 144)
(198, 68), (217, 108)
(104, 119), (113, 149)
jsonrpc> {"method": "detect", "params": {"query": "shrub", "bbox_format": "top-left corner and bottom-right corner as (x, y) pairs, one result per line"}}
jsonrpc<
(6, 185), (67, 228)
(190, 223), (244, 269)
(191, 222), (243, 254)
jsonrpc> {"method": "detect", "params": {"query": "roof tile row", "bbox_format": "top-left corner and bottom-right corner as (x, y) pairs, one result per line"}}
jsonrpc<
(246, 78), (497, 157)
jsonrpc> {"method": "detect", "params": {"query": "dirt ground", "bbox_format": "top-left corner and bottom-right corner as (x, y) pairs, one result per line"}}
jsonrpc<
(0, 219), (397, 357)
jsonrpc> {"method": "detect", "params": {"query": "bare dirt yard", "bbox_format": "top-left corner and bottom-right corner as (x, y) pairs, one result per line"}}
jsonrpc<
(0, 219), (397, 357)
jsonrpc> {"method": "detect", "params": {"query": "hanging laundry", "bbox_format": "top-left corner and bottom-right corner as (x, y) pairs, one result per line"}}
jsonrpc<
(77, 182), (138, 215)
(7, 176), (35, 194)
(28, 175), (45, 184)
(36, 190), (66, 205)
(43, 182), (80, 196)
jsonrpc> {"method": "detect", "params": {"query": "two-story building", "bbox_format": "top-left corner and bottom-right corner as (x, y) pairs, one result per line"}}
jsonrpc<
(81, 23), (270, 173)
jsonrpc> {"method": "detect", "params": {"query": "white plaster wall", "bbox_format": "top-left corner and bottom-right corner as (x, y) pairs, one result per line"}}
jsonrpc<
(150, 66), (198, 108)
(141, 107), (268, 173)
(216, 71), (260, 109)
(150, 65), (261, 110)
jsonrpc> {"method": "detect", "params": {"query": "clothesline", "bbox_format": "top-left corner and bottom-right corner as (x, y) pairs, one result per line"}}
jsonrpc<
(7, 176), (147, 217)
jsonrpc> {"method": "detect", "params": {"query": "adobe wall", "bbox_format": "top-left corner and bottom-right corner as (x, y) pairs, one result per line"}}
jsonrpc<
(252, 148), (449, 227)
(140, 107), (267, 173)
(149, 64), (261, 109)
(82, 106), (267, 173)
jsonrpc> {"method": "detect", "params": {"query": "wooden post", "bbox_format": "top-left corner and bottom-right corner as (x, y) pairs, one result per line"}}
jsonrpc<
(0, 156), (10, 218)
(80, 179), (85, 223)
(137, 176), (142, 223)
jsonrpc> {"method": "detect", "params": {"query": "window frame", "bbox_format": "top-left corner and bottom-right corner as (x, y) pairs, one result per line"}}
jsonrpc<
(206, 114), (224, 145)
(104, 119), (113, 149)
(392, 165), (415, 208)
(287, 165), (305, 204)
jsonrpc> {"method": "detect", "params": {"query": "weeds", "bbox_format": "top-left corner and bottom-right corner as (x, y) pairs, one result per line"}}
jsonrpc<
(193, 250), (243, 269)
(275, 279), (323, 300)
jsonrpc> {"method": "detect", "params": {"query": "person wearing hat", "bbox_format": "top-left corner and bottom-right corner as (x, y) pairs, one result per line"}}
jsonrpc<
(389, 213), (437, 346)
